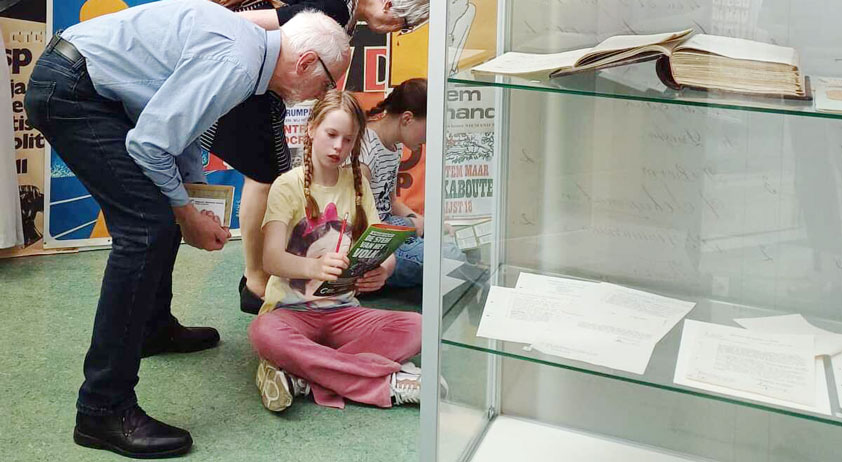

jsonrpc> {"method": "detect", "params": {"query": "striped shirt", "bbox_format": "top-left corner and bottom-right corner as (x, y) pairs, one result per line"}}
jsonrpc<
(359, 128), (401, 219)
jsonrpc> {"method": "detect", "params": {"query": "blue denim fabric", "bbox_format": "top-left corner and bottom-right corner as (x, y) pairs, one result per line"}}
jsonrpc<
(383, 215), (465, 288)
(25, 48), (182, 416)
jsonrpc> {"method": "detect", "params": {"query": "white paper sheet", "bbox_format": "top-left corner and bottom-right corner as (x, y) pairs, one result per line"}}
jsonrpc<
(515, 272), (597, 300)
(814, 76), (842, 114)
(531, 283), (695, 374)
(832, 355), (842, 409)
(477, 282), (695, 374)
(675, 320), (828, 413)
(532, 326), (659, 375)
(734, 314), (842, 357)
(476, 286), (575, 344)
(579, 283), (696, 336)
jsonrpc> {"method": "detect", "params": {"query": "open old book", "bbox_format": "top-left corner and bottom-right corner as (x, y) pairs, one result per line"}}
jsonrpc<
(472, 30), (808, 99)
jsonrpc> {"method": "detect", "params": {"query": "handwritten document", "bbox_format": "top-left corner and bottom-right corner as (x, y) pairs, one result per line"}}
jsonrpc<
(734, 314), (842, 357)
(675, 320), (829, 413)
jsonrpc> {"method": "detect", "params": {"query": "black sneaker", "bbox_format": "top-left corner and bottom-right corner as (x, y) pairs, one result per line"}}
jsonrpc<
(74, 405), (192, 459)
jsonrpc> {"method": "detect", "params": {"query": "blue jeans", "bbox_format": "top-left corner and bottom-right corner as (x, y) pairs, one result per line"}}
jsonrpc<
(25, 44), (181, 416)
(384, 215), (464, 288)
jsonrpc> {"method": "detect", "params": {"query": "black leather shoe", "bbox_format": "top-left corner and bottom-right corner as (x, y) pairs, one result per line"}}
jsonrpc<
(141, 321), (220, 358)
(74, 405), (192, 459)
(239, 275), (263, 315)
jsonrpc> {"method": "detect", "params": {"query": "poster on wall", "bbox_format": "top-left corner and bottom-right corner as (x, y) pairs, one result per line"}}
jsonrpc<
(0, 0), (58, 258)
(445, 0), (498, 220)
(390, 0), (497, 220)
(444, 86), (495, 219)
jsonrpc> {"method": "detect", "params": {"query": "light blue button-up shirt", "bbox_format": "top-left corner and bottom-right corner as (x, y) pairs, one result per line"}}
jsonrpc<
(62, 0), (282, 206)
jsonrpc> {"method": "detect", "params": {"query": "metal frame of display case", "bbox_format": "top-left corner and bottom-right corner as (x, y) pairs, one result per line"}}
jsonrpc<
(422, 2), (842, 461)
(419, 0), (448, 458)
(421, 1), (512, 459)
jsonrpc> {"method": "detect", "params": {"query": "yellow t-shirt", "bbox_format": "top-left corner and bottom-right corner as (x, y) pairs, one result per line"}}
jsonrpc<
(261, 166), (380, 312)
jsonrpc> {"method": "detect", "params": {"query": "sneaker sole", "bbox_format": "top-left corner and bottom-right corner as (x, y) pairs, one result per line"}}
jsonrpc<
(256, 359), (293, 412)
(73, 428), (192, 459)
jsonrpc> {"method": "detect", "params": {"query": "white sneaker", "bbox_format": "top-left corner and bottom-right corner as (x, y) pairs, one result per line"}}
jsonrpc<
(390, 369), (421, 406)
(256, 358), (310, 412)
(400, 361), (422, 375)
(391, 362), (449, 405)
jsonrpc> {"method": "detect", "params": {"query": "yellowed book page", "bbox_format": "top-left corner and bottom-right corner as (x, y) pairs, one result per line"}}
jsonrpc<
(471, 48), (590, 78)
(675, 34), (798, 67)
(577, 28), (693, 65)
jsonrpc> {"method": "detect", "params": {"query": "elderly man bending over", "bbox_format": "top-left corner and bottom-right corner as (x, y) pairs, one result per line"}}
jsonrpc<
(24, 0), (350, 458)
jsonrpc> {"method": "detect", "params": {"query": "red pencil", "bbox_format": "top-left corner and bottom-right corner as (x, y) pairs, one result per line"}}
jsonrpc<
(336, 212), (349, 252)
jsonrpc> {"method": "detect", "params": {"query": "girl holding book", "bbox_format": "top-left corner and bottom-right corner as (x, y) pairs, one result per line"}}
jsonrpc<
(249, 90), (424, 411)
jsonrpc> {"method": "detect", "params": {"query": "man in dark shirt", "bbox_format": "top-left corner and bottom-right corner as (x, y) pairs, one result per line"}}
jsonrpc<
(207, 0), (430, 314)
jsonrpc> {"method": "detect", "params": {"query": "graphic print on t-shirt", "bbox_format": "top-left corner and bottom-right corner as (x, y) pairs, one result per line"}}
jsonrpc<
(285, 202), (352, 298)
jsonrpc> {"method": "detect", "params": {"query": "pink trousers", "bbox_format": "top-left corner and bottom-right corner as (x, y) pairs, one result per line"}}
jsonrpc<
(248, 306), (422, 409)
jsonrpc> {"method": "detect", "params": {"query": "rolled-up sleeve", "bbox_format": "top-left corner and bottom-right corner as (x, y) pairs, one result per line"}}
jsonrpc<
(125, 57), (256, 206)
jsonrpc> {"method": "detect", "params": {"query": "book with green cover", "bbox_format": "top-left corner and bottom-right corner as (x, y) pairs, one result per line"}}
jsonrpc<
(313, 223), (415, 297)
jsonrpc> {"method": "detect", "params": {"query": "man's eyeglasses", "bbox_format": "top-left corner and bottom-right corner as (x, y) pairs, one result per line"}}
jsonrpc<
(316, 55), (337, 90)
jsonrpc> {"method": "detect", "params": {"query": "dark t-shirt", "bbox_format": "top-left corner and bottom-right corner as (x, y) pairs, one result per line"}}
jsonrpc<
(201, 0), (355, 183)
(276, 0), (353, 33)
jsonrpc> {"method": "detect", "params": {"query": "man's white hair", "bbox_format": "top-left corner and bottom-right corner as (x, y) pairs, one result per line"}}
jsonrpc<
(391, 0), (430, 28)
(281, 10), (350, 74)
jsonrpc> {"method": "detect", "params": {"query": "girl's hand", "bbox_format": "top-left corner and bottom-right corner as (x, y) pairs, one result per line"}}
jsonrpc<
(356, 266), (389, 293)
(309, 252), (350, 281)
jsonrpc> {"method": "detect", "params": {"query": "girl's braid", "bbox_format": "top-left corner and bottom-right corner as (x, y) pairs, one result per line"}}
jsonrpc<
(302, 130), (319, 220)
(349, 149), (368, 242)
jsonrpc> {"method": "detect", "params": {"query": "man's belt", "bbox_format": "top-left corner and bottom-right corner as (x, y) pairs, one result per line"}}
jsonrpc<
(47, 33), (83, 64)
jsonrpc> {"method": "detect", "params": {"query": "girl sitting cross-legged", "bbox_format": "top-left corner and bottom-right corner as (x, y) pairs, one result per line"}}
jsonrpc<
(248, 90), (429, 411)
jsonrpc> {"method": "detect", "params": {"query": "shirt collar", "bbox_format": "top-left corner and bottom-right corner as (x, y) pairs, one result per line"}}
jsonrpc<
(256, 29), (281, 95)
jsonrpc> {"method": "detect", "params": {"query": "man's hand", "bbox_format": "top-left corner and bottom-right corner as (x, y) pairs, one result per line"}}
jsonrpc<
(173, 204), (230, 251)
(308, 252), (350, 281)
(356, 266), (390, 293)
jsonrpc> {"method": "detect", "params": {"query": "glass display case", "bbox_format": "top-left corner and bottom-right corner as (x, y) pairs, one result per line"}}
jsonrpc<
(420, 1), (842, 461)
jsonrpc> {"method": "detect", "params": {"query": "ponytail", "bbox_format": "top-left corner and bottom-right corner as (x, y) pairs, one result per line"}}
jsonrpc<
(367, 78), (427, 120)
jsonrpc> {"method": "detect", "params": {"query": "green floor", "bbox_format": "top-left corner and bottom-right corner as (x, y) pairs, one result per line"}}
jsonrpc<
(0, 241), (422, 462)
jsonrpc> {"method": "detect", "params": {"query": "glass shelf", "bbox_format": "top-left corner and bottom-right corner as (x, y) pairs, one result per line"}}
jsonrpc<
(441, 264), (842, 428)
(449, 62), (842, 121)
